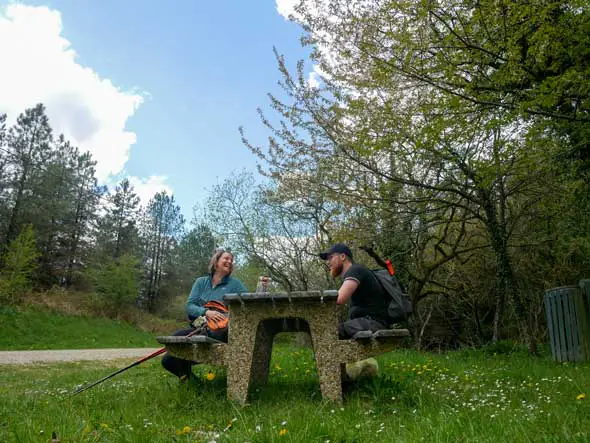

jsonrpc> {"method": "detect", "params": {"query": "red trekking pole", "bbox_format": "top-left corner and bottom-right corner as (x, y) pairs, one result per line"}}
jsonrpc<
(69, 329), (199, 397)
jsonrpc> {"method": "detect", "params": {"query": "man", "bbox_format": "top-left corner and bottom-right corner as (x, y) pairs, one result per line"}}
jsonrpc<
(319, 243), (391, 339)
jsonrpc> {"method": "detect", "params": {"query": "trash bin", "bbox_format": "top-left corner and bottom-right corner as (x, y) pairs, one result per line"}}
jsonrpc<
(544, 285), (590, 362)
(580, 279), (590, 320)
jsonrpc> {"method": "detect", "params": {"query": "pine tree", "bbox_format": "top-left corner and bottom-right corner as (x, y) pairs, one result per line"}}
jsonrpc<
(140, 192), (184, 312)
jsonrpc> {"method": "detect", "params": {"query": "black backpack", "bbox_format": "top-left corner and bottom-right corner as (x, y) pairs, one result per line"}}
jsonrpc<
(372, 269), (413, 323)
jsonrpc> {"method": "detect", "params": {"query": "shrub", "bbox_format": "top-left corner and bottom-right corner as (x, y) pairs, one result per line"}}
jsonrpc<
(87, 254), (140, 315)
(0, 225), (39, 305)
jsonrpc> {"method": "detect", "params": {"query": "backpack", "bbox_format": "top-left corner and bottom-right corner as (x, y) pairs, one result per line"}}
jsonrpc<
(371, 269), (413, 323)
(192, 300), (229, 341)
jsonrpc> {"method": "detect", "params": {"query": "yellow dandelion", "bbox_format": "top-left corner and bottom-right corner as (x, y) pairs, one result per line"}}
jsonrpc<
(206, 371), (216, 381)
(275, 364), (282, 371)
(175, 426), (191, 435)
(279, 428), (288, 436)
(576, 393), (585, 400)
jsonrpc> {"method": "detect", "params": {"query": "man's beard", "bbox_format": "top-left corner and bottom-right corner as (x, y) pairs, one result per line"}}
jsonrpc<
(330, 263), (343, 278)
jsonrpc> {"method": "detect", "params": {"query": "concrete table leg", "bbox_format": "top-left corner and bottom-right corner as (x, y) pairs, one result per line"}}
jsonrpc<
(309, 319), (344, 403)
(226, 320), (258, 405)
(315, 359), (344, 402)
(250, 322), (273, 385)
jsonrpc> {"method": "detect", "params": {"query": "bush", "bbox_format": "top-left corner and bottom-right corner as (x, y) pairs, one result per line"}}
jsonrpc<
(87, 254), (140, 315)
(0, 225), (39, 305)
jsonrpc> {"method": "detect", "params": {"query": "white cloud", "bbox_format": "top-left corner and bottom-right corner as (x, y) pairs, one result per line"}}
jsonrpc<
(128, 175), (173, 206)
(0, 4), (144, 182)
(276, 0), (301, 20)
(308, 64), (328, 89)
(276, 0), (332, 89)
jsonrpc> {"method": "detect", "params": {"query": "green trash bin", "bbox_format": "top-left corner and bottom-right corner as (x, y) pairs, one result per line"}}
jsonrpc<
(544, 285), (590, 362)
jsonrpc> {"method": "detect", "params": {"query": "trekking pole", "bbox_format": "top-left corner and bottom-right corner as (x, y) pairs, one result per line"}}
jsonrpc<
(69, 328), (200, 398)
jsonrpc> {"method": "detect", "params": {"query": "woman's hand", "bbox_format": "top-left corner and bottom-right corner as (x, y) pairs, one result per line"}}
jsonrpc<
(205, 309), (226, 323)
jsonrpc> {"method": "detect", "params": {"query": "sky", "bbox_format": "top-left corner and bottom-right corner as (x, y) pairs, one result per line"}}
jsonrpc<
(0, 0), (307, 220)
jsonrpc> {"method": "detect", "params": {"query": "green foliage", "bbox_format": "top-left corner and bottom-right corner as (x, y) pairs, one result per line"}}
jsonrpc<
(231, 260), (265, 293)
(0, 225), (39, 305)
(0, 346), (588, 442)
(236, 0), (590, 348)
(481, 340), (529, 356)
(88, 254), (140, 315)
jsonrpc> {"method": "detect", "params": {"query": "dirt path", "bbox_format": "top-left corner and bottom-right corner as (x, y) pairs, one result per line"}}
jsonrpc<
(0, 348), (162, 365)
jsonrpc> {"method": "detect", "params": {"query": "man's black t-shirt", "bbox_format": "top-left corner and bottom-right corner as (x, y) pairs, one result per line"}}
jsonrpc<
(343, 263), (390, 323)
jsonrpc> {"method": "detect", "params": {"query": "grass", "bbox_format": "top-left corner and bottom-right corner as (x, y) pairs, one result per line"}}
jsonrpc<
(1, 344), (589, 442)
(0, 305), (164, 350)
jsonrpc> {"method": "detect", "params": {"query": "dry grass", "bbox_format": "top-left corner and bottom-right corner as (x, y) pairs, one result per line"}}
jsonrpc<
(22, 288), (184, 335)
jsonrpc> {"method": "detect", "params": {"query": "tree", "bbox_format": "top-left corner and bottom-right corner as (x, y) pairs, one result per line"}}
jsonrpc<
(0, 105), (104, 287)
(240, 4), (576, 349)
(295, 0), (590, 168)
(161, 223), (217, 303)
(0, 113), (8, 195)
(61, 152), (103, 286)
(203, 171), (331, 291)
(140, 192), (184, 312)
(95, 178), (141, 260)
(1, 104), (53, 253)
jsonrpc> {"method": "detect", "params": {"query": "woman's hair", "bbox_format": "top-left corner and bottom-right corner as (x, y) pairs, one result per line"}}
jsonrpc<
(208, 248), (233, 275)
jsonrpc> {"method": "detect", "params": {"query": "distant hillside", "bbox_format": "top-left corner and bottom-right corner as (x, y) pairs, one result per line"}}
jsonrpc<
(0, 304), (179, 350)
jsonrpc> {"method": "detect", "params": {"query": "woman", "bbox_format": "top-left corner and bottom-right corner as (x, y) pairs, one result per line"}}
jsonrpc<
(161, 249), (247, 381)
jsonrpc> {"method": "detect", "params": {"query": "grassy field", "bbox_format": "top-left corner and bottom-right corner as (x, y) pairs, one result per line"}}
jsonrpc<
(0, 305), (167, 350)
(1, 343), (589, 442)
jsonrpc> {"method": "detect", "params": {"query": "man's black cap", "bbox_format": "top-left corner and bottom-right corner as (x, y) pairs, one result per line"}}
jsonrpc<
(319, 243), (353, 260)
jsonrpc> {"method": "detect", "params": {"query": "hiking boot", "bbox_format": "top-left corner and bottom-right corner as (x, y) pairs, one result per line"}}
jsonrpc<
(344, 358), (379, 381)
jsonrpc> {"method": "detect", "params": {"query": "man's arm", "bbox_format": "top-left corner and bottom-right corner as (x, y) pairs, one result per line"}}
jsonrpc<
(337, 279), (359, 304)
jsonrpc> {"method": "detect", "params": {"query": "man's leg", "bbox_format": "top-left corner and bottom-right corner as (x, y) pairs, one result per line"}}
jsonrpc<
(339, 317), (386, 381)
(338, 317), (387, 339)
(161, 328), (197, 379)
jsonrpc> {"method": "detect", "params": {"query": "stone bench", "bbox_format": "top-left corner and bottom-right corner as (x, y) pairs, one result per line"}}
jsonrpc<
(157, 328), (408, 390)
(156, 335), (228, 367)
(334, 329), (410, 365)
(351, 329), (410, 341)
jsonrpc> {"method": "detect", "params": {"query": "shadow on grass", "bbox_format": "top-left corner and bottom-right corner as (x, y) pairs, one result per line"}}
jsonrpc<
(170, 367), (421, 412)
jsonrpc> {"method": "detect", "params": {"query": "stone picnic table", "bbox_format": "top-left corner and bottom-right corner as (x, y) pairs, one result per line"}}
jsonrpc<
(157, 290), (409, 404)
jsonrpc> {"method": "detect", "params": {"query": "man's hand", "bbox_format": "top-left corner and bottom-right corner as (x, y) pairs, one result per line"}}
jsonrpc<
(205, 309), (226, 323)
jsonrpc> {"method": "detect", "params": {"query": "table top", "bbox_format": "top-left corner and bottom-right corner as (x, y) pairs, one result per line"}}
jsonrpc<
(224, 290), (338, 303)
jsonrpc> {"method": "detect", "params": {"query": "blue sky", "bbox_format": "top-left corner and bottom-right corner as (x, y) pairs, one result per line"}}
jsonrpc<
(0, 0), (309, 220)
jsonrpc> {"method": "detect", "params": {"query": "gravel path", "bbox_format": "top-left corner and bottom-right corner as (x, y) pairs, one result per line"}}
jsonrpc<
(0, 348), (162, 365)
